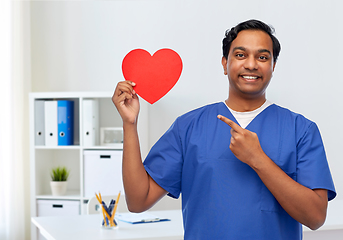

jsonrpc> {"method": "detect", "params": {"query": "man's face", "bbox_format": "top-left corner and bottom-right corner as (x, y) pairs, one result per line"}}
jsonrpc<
(222, 30), (276, 100)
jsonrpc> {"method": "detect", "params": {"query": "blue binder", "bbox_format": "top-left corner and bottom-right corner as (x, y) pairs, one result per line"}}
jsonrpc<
(57, 100), (74, 145)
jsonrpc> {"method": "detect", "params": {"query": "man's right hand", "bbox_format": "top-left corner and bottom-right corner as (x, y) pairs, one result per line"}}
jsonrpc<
(112, 81), (140, 124)
(112, 81), (167, 213)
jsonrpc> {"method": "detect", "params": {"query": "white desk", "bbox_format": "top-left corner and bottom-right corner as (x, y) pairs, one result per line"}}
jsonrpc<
(32, 201), (343, 240)
(32, 210), (184, 240)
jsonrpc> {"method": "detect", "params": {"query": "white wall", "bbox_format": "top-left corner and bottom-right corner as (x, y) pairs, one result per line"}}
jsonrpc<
(30, 0), (343, 199)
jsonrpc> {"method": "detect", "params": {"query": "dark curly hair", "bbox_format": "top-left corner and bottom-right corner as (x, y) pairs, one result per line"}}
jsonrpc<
(222, 19), (281, 63)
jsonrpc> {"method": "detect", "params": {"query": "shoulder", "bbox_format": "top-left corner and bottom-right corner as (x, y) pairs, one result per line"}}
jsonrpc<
(270, 104), (318, 139)
(168, 102), (223, 135)
(271, 104), (313, 124)
(178, 102), (222, 120)
(174, 102), (222, 125)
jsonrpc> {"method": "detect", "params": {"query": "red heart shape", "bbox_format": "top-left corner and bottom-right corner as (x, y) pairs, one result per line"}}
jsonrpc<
(122, 48), (183, 104)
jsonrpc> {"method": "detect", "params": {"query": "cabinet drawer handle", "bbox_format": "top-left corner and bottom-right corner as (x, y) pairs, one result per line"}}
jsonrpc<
(52, 204), (63, 208)
(100, 155), (111, 159)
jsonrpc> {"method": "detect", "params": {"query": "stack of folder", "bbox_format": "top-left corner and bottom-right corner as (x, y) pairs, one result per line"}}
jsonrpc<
(34, 100), (74, 146)
(35, 99), (100, 147)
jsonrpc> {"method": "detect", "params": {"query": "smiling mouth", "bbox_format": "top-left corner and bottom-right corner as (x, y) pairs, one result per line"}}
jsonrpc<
(240, 75), (260, 80)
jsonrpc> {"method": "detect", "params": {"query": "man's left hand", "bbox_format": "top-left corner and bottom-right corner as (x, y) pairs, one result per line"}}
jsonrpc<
(217, 114), (266, 167)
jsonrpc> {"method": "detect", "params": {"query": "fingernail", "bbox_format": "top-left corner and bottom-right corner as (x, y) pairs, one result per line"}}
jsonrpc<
(131, 82), (136, 86)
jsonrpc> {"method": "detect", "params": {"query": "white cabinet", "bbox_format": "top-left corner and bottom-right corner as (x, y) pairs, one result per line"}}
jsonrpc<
(37, 200), (80, 217)
(29, 92), (149, 240)
(83, 150), (124, 198)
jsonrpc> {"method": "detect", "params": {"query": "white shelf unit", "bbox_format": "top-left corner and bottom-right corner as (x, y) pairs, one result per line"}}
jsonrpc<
(29, 92), (149, 240)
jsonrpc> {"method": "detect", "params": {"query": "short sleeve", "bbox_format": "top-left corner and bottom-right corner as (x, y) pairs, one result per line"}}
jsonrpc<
(143, 119), (183, 199)
(297, 122), (336, 201)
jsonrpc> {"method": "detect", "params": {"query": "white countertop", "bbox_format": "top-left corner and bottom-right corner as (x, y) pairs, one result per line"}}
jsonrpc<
(32, 200), (343, 240)
(32, 210), (184, 240)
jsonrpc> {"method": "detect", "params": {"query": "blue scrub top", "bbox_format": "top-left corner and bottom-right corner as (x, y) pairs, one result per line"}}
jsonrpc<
(144, 102), (336, 240)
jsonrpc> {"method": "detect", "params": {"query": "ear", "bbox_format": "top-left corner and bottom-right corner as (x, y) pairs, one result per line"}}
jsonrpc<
(221, 56), (228, 75)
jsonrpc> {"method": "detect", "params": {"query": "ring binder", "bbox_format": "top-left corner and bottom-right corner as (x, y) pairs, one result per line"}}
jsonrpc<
(58, 100), (74, 145)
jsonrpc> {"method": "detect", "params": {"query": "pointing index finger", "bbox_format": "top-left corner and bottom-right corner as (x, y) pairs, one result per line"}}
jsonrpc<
(217, 114), (243, 133)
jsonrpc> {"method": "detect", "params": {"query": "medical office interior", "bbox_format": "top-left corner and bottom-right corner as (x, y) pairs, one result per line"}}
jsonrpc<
(1, 0), (343, 239)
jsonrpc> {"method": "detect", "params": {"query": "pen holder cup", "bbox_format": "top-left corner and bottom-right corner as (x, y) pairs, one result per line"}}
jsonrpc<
(99, 205), (118, 229)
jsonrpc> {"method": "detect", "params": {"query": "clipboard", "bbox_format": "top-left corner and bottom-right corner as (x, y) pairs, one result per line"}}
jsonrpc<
(116, 212), (171, 224)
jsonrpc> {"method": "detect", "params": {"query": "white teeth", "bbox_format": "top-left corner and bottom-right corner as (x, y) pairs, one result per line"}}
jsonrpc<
(242, 76), (258, 79)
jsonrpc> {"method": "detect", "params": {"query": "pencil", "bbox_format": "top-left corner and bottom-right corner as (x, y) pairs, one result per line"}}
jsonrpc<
(110, 191), (121, 224)
(95, 192), (108, 226)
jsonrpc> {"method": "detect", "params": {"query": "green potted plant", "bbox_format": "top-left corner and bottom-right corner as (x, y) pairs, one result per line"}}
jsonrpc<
(50, 166), (70, 196)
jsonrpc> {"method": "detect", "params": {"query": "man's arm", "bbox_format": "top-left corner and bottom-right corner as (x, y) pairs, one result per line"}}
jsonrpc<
(217, 115), (328, 230)
(112, 81), (167, 212)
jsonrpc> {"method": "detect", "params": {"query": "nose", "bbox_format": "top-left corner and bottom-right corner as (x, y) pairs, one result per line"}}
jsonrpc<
(243, 56), (258, 70)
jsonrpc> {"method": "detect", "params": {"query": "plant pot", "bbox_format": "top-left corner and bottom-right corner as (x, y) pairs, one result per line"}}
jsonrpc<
(50, 181), (68, 196)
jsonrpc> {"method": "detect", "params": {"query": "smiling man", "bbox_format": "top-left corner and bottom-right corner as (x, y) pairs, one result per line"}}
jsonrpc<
(222, 29), (276, 111)
(112, 19), (336, 240)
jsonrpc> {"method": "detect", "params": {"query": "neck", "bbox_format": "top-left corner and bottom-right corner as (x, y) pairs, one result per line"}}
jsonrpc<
(225, 94), (266, 112)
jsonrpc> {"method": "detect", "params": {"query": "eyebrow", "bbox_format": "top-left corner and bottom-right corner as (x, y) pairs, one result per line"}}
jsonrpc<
(232, 47), (272, 56)
(258, 49), (272, 56)
(232, 46), (246, 52)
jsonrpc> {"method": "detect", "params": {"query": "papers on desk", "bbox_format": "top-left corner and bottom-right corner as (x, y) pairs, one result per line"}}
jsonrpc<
(116, 212), (171, 224)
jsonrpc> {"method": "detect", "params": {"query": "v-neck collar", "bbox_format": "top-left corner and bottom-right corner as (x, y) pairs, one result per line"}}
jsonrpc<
(220, 101), (275, 129)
